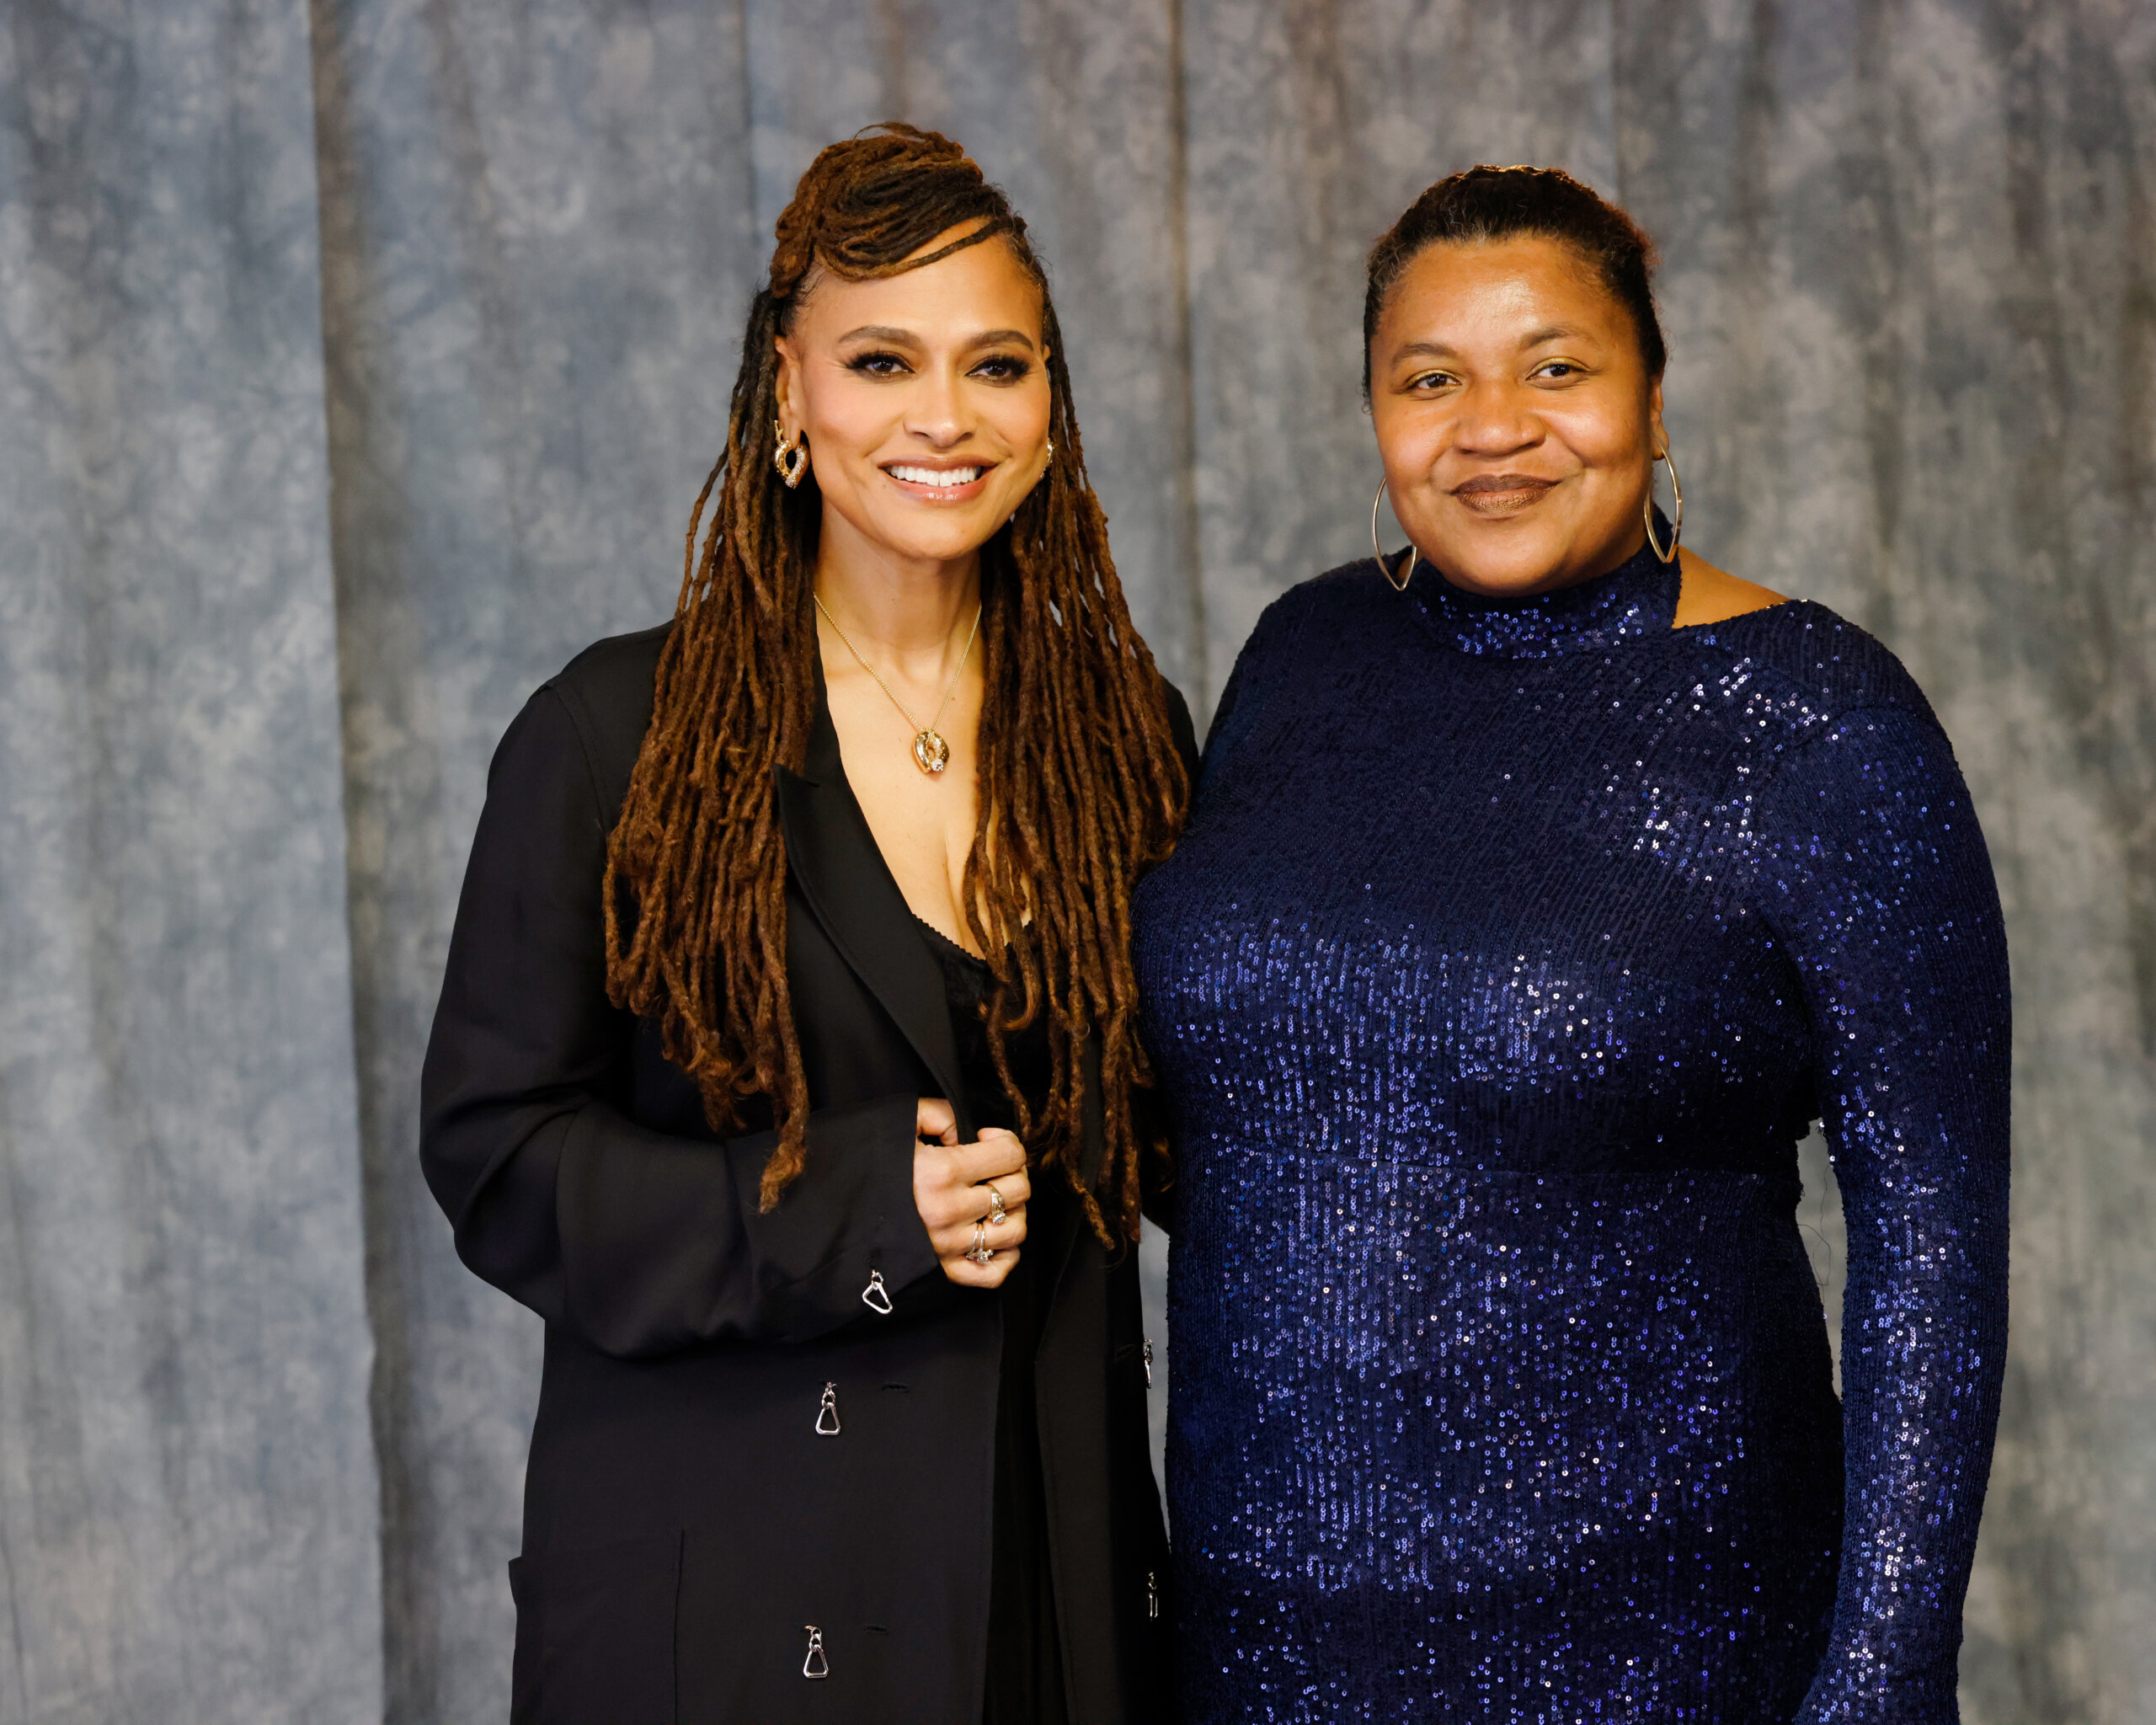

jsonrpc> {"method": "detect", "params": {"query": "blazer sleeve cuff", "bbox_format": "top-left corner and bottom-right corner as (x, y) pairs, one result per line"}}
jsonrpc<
(558, 1092), (942, 1354)
(726, 1092), (947, 1334)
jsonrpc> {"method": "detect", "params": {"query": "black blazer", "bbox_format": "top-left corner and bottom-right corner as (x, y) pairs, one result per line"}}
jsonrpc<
(421, 625), (1195, 1725)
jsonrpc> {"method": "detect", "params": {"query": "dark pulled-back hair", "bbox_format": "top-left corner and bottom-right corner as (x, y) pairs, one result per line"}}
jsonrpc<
(1364, 165), (1666, 395)
(602, 124), (1188, 1243)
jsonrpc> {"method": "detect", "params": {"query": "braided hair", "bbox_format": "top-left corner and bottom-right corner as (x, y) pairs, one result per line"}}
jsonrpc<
(603, 124), (1188, 1243)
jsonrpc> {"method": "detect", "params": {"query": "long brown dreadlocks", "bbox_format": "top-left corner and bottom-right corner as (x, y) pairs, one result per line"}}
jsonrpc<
(603, 125), (1189, 1244)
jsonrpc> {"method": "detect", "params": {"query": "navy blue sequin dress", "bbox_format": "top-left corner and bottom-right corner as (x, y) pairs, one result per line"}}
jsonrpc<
(1132, 538), (2010, 1722)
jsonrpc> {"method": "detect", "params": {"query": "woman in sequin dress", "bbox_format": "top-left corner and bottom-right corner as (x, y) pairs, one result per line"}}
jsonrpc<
(1134, 167), (2009, 1722)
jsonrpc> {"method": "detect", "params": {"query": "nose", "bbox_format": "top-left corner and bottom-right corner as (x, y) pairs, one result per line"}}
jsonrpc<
(904, 362), (974, 451)
(1449, 377), (1541, 457)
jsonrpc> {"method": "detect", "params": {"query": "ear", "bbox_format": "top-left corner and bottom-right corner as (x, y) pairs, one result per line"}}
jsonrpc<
(773, 334), (802, 436)
(1646, 376), (1667, 457)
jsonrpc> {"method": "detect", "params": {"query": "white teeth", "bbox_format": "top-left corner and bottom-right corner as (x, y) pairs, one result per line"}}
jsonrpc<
(888, 465), (981, 488)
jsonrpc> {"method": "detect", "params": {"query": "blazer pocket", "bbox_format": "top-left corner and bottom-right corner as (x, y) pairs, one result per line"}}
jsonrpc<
(510, 1530), (683, 1725)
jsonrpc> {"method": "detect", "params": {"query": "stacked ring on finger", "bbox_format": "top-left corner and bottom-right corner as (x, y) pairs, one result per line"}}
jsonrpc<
(965, 1222), (995, 1266)
(983, 1181), (1008, 1227)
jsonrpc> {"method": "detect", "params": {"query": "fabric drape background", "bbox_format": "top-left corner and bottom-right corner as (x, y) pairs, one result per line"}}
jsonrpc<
(0, 2), (2148, 1721)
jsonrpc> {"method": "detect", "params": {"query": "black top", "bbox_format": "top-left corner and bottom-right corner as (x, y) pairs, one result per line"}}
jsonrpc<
(913, 919), (1065, 1725)
(419, 623), (1193, 1724)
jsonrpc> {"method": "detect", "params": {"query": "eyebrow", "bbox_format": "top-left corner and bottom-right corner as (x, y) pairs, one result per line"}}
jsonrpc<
(835, 324), (1038, 352)
(1390, 324), (1593, 364)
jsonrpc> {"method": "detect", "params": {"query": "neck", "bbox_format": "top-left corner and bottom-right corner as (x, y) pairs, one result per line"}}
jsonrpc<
(1408, 517), (1680, 660)
(813, 510), (982, 667)
(1431, 517), (1653, 601)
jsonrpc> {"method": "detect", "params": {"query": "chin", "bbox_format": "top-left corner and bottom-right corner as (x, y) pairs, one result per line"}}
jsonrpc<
(1428, 534), (1574, 598)
(855, 501), (997, 562)
(885, 518), (1002, 563)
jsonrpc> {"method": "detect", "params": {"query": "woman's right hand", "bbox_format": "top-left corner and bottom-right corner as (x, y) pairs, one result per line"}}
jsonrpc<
(914, 1098), (1029, 1288)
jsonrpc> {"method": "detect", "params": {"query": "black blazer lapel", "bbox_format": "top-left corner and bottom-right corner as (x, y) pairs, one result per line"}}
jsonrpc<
(775, 677), (971, 1133)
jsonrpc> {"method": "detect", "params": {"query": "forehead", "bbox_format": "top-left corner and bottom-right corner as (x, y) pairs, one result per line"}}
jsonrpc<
(1379, 235), (1626, 344)
(792, 235), (1044, 341)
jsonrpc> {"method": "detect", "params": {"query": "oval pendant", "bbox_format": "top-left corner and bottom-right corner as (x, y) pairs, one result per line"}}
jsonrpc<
(911, 729), (950, 775)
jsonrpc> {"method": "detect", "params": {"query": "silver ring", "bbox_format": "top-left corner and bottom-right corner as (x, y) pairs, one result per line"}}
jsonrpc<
(965, 1222), (995, 1266)
(983, 1182), (1007, 1226)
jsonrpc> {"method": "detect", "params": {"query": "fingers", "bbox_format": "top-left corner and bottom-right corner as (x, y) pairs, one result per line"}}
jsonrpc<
(916, 1097), (959, 1147)
(932, 1206), (1028, 1289)
(912, 1132), (1027, 1228)
(925, 1204), (1029, 1260)
(974, 1167), (1032, 1219)
(912, 1113), (1033, 1290)
(915, 1169), (1030, 1237)
(949, 1126), (1027, 1183)
(939, 1246), (1020, 1290)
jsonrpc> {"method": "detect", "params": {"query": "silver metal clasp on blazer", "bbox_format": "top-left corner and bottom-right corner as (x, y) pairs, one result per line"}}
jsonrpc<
(815, 1382), (841, 1436)
(862, 1269), (893, 1314)
(803, 1626), (829, 1680)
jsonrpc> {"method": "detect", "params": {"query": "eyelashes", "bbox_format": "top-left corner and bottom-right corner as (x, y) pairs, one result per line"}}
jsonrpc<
(841, 350), (1033, 382)
(845, 350), (909, 377)
(1402, 361), (1590, 392)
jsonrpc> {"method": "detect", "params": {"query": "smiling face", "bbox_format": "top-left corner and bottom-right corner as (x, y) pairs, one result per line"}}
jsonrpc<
(1369, 235), (1663, 598)
(773, 224), (1052, 578)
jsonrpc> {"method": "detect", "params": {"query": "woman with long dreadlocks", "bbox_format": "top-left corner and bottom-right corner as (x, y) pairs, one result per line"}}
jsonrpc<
(420, 126), (1192, 1724)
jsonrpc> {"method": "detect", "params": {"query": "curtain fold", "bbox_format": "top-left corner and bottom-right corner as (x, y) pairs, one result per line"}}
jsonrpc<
(0, 2), (2148, 1719)
(0, 4), (382, 1722)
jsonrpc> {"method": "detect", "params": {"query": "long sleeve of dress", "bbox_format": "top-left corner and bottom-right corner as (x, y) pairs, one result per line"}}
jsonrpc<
(1136, 679), (1204, 1236)
(419, 686), (942, 1358)
(1755, 704), (2012, 1721)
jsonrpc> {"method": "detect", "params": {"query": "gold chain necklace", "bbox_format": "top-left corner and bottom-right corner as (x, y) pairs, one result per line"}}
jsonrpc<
(814, 594), (983, 776)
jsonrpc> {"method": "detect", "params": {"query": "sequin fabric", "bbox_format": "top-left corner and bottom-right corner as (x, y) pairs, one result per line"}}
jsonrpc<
(1133, 537), (2011, 1723)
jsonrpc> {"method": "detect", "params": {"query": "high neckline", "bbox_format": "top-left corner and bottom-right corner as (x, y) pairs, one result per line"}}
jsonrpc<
(1403, 514), (1680, 658)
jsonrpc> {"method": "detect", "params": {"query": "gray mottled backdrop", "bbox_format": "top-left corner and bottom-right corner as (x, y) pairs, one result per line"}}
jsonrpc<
(0, 2), (2148, 1721)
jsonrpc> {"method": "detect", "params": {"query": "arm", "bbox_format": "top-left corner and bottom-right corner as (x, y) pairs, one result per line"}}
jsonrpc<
(1138, 676), (1203, 1233)
(1756, 706), (2012, 1722)
(419, 686), (944, 1358)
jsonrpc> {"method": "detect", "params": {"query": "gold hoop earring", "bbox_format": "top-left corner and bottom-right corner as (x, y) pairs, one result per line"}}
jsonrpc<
(1045, 439), (1054, 463)
(1643, 435), (1682, 563)
(1370, 476), (1417, 593)
(773, 418), (808, 489)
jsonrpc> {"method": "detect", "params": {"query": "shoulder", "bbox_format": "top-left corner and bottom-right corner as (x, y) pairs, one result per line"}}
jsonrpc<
(1685, 600), (1942, 738)
(547, 622), (673, 730)
(1225, 558), (1397, 679)
(1200, 558), (1392, 769)
(1672, 548), (1786, 628)
(1279, 556), (1401, 632)
(1684, 608), (1993, 889)
(495, 622), (673, 822)
(547, 621), (673, 757)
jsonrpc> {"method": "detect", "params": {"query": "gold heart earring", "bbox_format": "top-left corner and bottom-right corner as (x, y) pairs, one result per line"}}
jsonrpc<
(773, 418), (808, 489)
